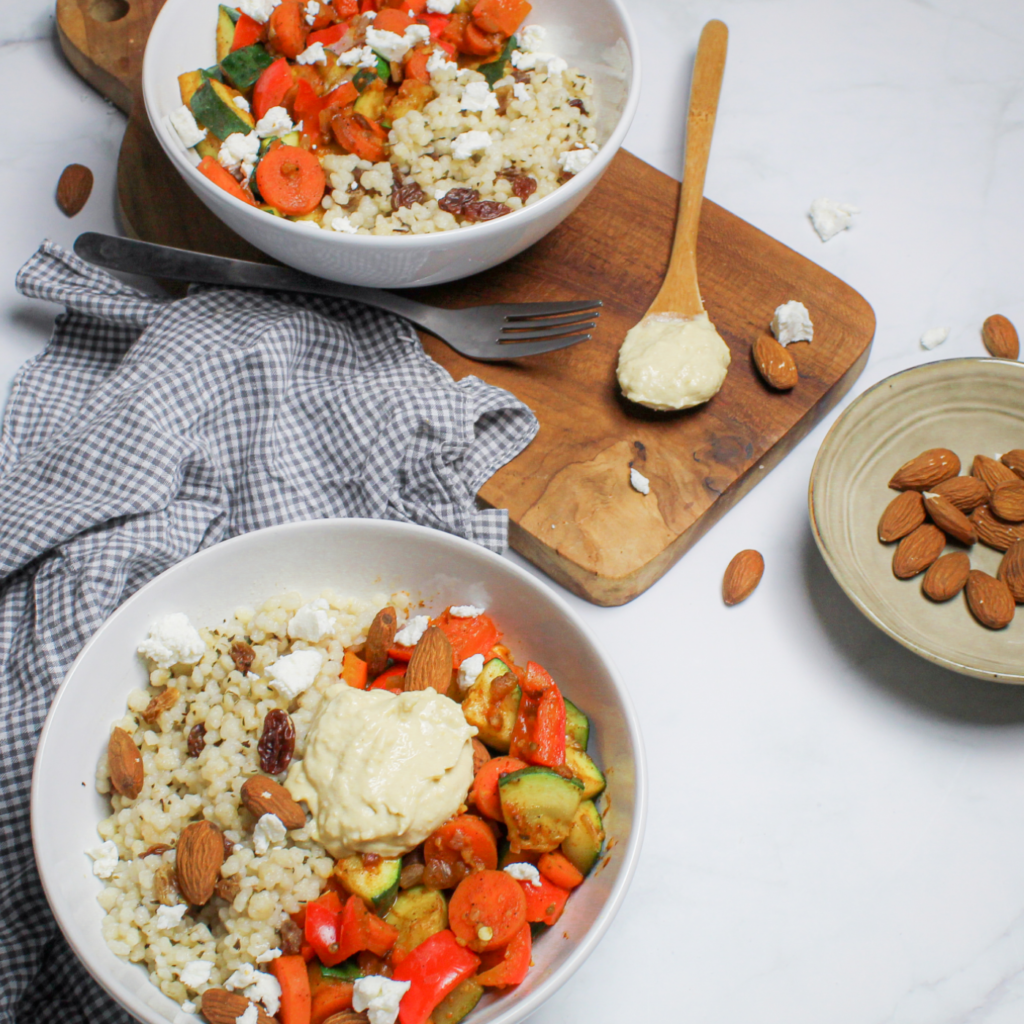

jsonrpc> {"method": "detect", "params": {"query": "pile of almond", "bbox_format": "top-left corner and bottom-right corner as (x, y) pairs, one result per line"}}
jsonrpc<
(878, 448), (1024, 628)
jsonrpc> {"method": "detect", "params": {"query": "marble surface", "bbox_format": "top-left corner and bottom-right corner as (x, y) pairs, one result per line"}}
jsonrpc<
(5, 0), (1024, 1021)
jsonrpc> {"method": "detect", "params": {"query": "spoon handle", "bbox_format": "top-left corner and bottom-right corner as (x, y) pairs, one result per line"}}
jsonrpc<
(647, 19), (729, 318)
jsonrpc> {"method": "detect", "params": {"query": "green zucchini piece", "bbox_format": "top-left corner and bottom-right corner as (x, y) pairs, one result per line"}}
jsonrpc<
(384, 885), (448, 961)
(564, 698), (589, 751)
(333, 854), (402, 913)
(479, 35), (516, 88)
(563, 746), (605, 799)
(461, 659), (520, 751)
(178, 70), (206, 108)
(216, 4), (239, 62)
(320, 958), (363, 980)
(220, 44), (275, 91)
(499, 765), (583, 853)
(259, 131), (301, 156)
(195, 135), (221, 160)
(190, 79), (255, 141)
(560, 799), (604, 876)
(431, 979), (484, 1024)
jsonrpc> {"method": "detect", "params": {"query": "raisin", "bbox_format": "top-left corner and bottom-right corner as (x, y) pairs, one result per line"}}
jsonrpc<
(223, 832), (236, 859)
(141, 686), (181, 723)
(438, 187), (479, 215)
(392, 182), (426, 210)
(187, 723), (206, 758)
(568, 98), (588, 115)
(215, 875), (241, 901)
(362, 852), (382, 868)
(142, 843), (171, 858)
(280, 918), (303, 956)
(510, 176), (537, 201)
(258, 709), (296, 775)
(230, 641), (255, 675)
(463, 200), (511, 222)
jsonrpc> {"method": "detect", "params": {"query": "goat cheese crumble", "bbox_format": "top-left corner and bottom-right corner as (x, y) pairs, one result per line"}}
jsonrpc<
(304, 0), (319, 25)
(218, 132), (260, 181)
(338, 45), (378, 68)
(630, 468), (650, 495)
(296, 41), (328, 65)
(461, 80), (499, 113)
(288, 598), (337, 642)
(235, 1006), (258, 1024)
(138, 613), (205, 668)
(771, 300), (814, 345)
(451, 130), (492, 160)
(450, 605), (485, 618)
(154, 903), (188, 930)
(920, 326), (950, 350)
(237, 0), (281, 23)
(267, 648), (324, 700)
(353, 976), (412, 1024)
(395, 615), (429, 646)
(233, 96), (251, 113)
(809, 197), (859, 241)
(558, 147), (594, 175)
(255, 106), (294, 139)
(426, 0), (457, 11)
(253, 813), (288, 855)
(179, 960), (214, 988)
(457, 653), (485, 692)
(170, 105), (207, 149)
(504, 861), (542, 886)
(87, 840), (118, 878)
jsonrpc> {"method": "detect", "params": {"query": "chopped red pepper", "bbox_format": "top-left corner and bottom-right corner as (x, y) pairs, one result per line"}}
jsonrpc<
(333, 0), (358, 16)
(415, 12), (450, 38)
(508, 661), (566, 767)
(516, 872), (570, 925)
(475, 922), (531, 988)
(293, 78), (325, 143)
(304, 891), (346, 966)
(252, 57), (294, 120)
(308, 22), (349, 47)
(432, 609), (499, 669)
(335, 894), (398, 962)
(369, 663), (406, 691)
(231, 12), (267, 50)
(391, 930), (480, 1024)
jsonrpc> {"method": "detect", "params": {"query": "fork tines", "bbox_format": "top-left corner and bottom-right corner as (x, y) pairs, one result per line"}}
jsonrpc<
(499, 300), (602, 343)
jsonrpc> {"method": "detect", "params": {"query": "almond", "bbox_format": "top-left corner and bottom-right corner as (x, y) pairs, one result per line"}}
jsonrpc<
(108, 727), (144, 800)
(722, 549), (765, 604)
(1000, 449), (1024, 481)
(751, 336), (798, 390)
(892, 523), (946, 578)
(982, 314), (1019, 360)
(240, 775), (306, 830)
(141, 686), (181, 724)
(364, 606), (397, 679)
(923, 493), (977, 545)
(878, 490), (925, 542)
(322, 1013), (370, 1024)
(972, 454), (1017, 490)
(931, 475), (989, 513)
(56, 163), (93, 217)
(998, 540), (1024, 603)
(404, 626), (454, 692)
(176, 820), (225, 906)
(889, 449), (960, 491)
(201, 991), (276, 1024)
(965, 570), (1015, 629)
(922, 551), (971, 602)
(989, 480), (1024, 523)
(970, 504), (1024, 552)
(472, 738), (491, 775)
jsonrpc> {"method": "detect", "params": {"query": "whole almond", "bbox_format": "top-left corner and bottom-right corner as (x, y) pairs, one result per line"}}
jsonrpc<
(1000, 449), (1024, 481)
(998, 540), (1024, 603)
(970, 504), (1024, 552)
(923, 494), (977, 545)
(965, 570), (1015, 629)
(892, 523), (946, 578)
(56, 163), (93, 217)
(240, 775), (306, 830)
(931, 475), (989, 513)
(982, 314), (1019, 360)
(141, 686), (181, 724)
(108, 727), (144, 800)
(176, 820), (225, 906)
(989, 480), (1024, 523)
(878, 490), (925, 542)
(201, 991), (276, 1024)
(722, 549), (765, 604)
(889, 449), (960, 491)
(364, 606), (397, 679)
(752, 336), (798, 390)
(922, 551), (971, 602)
(404, 626), (454, 692)
(972, 454), (1017, 490)
(322, 1013), (370, 1024)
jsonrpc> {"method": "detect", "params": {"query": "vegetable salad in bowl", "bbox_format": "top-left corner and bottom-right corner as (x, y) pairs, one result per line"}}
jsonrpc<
(169, 0), (600, 234)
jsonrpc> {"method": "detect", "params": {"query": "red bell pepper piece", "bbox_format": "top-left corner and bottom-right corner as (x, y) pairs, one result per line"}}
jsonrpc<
(293, 78), (325, 143)
(304, 891), (346, 966)
(516, 873), (570, 925)
(508, 662), (566, 767)
(253, 57), (295, 120)
(432, 609), (499, 669)
(333, 0), (358, 16)
(475, 922), (531, 988)
(359, 0), (379, 11)
(308, 22), (349, 47)
(391, 930), (480, 1024)
(336, 895), (399, 962)
(416, 12), (450, 38)
(231, 12), (266, 50)
(369, 663), (406, 691)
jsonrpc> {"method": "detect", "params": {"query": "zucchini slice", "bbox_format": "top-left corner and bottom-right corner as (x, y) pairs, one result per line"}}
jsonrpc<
(461, 658), (521, 751)
(220, 44), (276, 92)
(499, 765), (583, 853)
(190, 79), (255, 142)
(560, 799), (604, 876)
(216, 4), (240, 62)
(332, 854), (402, 913)
(431, 980), (484, 1024)
(178, 69), (206, 108)
(564, 698), (589, 751)
(384, 885), (448, 961)
(563, 746), (605, 800)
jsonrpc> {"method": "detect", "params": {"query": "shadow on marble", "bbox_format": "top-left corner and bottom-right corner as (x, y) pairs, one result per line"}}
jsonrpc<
(801, 527), (1024, 725)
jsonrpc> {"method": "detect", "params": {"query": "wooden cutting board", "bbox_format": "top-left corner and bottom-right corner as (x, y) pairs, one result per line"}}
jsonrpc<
(56, 0), (876, 606)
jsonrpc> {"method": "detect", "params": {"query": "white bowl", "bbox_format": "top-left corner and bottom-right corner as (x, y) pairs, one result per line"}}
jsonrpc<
(142, 0), (640, 287)
(32, 519), (645, 1024)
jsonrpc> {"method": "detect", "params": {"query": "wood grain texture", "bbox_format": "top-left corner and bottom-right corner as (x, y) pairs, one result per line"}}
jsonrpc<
(56, 0), (876, 605)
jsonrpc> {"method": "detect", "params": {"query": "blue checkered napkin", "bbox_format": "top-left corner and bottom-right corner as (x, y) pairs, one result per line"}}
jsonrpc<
(0, 240), (538, 1024)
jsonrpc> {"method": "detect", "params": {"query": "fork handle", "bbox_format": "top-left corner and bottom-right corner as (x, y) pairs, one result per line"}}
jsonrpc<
(73, 233), (449, 337)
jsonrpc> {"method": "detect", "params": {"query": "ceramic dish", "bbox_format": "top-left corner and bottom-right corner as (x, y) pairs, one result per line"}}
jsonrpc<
(31, 518), (645, 1024)
(141, 0), (640, 288)
(810, 358), (1024, 682)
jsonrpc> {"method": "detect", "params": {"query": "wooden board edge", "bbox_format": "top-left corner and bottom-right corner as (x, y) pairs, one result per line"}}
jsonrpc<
(56, 0), (134, 114)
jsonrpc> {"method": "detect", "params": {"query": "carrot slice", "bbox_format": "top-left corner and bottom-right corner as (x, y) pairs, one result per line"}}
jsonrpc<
(270, 1), (310, 58)
(308, 964), (354, 1024)
(197, 156), (257, 206)
(461, 21), (502, 56)
(424, 814), (498, 887)
(403, 46), (431, 83)
(471, 0), (530, 37)
(470, 756), (526, 821)
(475, 922), (531, 988)
(333, 0), (358, 16)
(448, 869), (527, 951)
(331, 112), (388, 163)
(341, 650), (368, 688)
(271, 956), (312, 1024)
(372, 6), (413, 33)
(255, 145), (326, 215)
(537, 850), (584, 889)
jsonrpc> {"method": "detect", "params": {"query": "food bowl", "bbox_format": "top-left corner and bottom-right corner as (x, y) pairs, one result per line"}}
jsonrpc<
(141, 0), (640, 288)
(810, 358), (1024, 681)
(31, 518), (645, 1024)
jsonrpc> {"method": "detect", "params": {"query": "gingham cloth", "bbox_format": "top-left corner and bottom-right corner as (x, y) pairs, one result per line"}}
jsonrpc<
(0, 241), (537, 1024)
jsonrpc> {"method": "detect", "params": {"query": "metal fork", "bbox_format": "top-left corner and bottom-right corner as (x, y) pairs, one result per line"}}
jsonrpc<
(73, 234), (601, 362)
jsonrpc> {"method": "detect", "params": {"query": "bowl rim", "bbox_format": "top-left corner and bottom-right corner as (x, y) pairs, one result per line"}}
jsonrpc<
(808, 356), (1024, 683)
(31, 517), (648, 1024)
(141, 0), (642, 250)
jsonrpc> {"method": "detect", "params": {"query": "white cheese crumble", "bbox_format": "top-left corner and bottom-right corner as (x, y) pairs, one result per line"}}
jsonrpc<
(255, 948), (282, 964)
(353, 976), (412, 1024)
(512, 82), (531, 102)
(233, 96), (251, 113)
(451, 130), (492, 160)
(293, 219), (322, 230)
(246, 973), (282, 1016)
(330, 215), (358, 233)
(504, 861), (541, 886)
(338, 45), (378, 68)
(395, 615), (429, 646)
(296, 41), (328, 65)
(138, 613), (206, 668)
(253, 813), (288, 855)
(630, 468), (650, 495)
(518, 24), (546, 50)
(235, 1005), (258, 1024)
(809, 197), (859, 241)
(558, 148), (594, 175)
(771, 300), (814, 345)
(460, 80), (499, 113)
(238, 0), (281, 23)
(170, 105), (207, 149)
(366, 26), (409, 62)
(920, 326), (950, 350)
(181, 1002), (196, 1015)
(154, 903), (188, 930)
(426, 0), (456, 11)
(179, 960), (214, 988)
(288, 598), (337, 642)
(255, 106), (294, 138)
(304, 0), (319, 25)
(426, 48), (457, 76)
(450, 605), (485, 618)
(457, 653), (485, 692)
(218, 131), (260, 181)
(87, 840), (118, 878)
(545, 55), (567, 77)
(225, 965), (259, 991)
(266, 648), (324, 700)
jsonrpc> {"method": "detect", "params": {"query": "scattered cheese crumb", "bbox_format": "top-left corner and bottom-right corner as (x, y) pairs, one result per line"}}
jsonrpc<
(808, 197), (859, 241)
(255, 106), (294, 139)
(245, 973), (282, 1017)
(426, 0), (456, 11)
(518, 25), (546, 51)
(237, 0), (281, 23)
(558, 148), (594, 175)
(461, 80), (499, 113)
(235, 1005), (258, 1024)
(233, 96), (251, 113)
(451, 130), (492, 160)
(179, 960), (214, 988)
(154, 903), (188, 930)
(450, 605), (485, 618)
(292, 220), (322, 230)
(253, 813), (288, 855)
(366, 24), (428, 62)
(395, 615), (429, 646)
(353, 976), (412, 1024)
(630, 468), (650, 495)
(138, 613), (206, 668)
(288, 598), (337, 642)
(771, 300), (814, 345)
(338, 45), (378, 68)
(218, 131), (260, 181)
(87, 840), (118, 878)
(304, 0), (319, 25)
(170, 105), (207, 149)
(255, 948), (283, 964)
(296, 41), (328, 65)
(504, 862), (541, 886)
(920, 326), (950, 350)
(266, 649), (323, 700)
(181, 1002), (196, 1015)
(225, 965), (259, 991)
(457, 653), (485, 691)
(426, 49), (457, 76)
(512, 82), (531, 102)
(329, 214), (358, 233)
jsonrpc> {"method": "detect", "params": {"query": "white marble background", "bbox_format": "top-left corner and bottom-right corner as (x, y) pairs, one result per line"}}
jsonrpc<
(4, 0), (1024, 1021)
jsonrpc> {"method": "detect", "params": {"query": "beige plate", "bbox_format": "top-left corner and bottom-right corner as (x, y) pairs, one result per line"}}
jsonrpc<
(809, 358), (1024, 683)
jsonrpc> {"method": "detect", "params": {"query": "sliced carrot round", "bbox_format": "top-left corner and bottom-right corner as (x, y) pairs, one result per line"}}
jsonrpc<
(372, 6), (413, 34)
(448, 869), (527, 952)
(423, 814), (498, 888)
(471, 755), (526, 821)
(197, 156), (257, 206)
(538, 850), (584, 889)
(331, 112), (388, 163)
(270, 1), (310, 58)
(256, 145), (327, 216)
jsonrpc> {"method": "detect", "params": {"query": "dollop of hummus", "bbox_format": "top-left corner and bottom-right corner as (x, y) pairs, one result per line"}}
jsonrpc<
(616, 312), (731, 411)
(285, 685), (476, 858)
